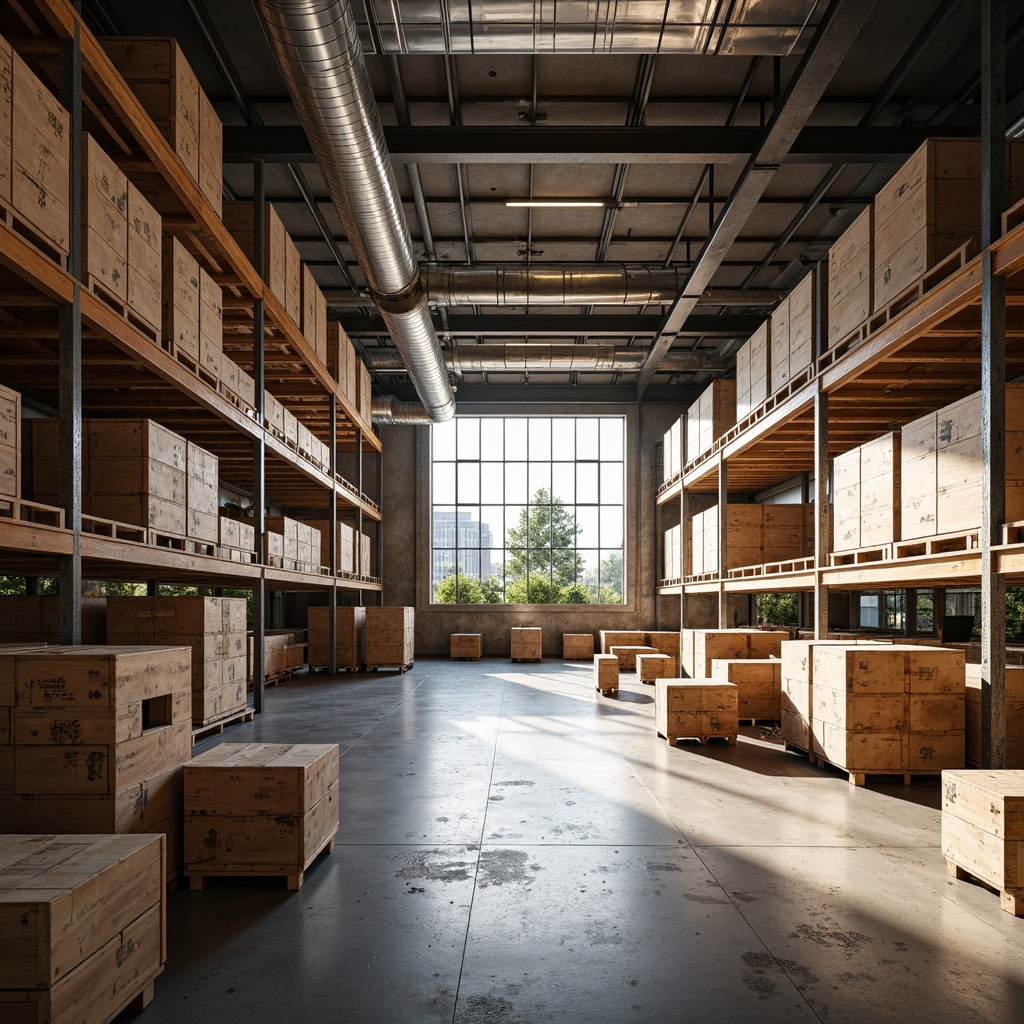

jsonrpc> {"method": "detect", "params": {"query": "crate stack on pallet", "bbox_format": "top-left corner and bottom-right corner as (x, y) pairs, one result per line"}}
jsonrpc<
(307, 606), (366, 671)
(735, 320), (770, 421)
(827, 206), (873, 347)
(365, 607), (415, 671)
(511, 627), (543, 662)
(0, 595), (107, 644)
(769, 272), (815, 394)
(690, 503), (813, 575)
(663, 523), (682, 581)
(686, 379), (735, 465)
(831, 432), (900, 556)
(218, 510), (257, 562)
(0, 645), (192, 881)
(246, 629), (305, 687)
(265, 515), (323, 573)
(0, 382), (19, 505)
(681, 628), (784, 678)
(106, 596), (247, 727)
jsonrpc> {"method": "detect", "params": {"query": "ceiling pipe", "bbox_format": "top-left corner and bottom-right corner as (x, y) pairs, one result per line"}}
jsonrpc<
(253, 0), (454, 423)
(371, 396), (439, 426)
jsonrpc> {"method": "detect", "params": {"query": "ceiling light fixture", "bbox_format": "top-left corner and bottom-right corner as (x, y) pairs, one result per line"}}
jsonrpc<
(505, 199), (608, 208)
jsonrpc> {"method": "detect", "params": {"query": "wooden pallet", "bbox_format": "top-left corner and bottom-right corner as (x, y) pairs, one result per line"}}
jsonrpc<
(947, 861), (1024, 916)
(830, 544), (892, 567)
(596, 687), (619, 696)
(366, 662), (414, 673)
(892, 530), (979, 560)
(663, 733), (736, 746)
(187, 828), (337, 892)
(812, 755), (943, 787)
(450, 655), (482, 662)
(0, 496), (65, 529)
(0, 197), (68, 268)
(186, 538), (218, 557)
(511, 657), (542, 663)
(191, 706), (255, 745)
(218, 543), (257, 563)
(86, 274), (161, 345)
(150, 530), (187, 551)
(175, 346), (218, 389)
(80, 514), (146, 542)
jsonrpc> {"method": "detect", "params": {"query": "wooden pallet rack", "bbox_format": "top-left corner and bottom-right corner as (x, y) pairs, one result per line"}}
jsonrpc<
(0, 0), (383, 684)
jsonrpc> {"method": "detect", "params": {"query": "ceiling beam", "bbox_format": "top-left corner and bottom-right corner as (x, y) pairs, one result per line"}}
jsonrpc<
(221, 124), (972, 165)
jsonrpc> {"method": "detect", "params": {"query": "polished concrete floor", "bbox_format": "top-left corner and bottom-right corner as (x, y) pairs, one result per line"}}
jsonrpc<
(146, 659), (1024, 1023)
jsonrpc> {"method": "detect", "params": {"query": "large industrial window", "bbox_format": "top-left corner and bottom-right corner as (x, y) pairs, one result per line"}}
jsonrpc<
(430, 416), (625, 604)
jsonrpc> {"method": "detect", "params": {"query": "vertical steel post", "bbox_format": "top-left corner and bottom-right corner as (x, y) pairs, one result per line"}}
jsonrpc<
(981, 0), (1007, 768)
(813, 261), (830, 640)
(717, 458), (728, 629)
(57, 25), (83, 645)
(377, 448), (384, 582)
(252, 163), (267, 713)
(328, 394), (337, 674)
(680, 486), (689, 633)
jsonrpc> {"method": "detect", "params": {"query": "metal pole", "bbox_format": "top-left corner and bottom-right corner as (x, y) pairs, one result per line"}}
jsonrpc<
(252, 162), (267, 713)
(717, 458), (728, 629)
(57, 25), (82, 646)
(814, 261), (830, 640)
(981, 0), (1007, 768)
(328, 394), (337, 674)
(680, 485), (690, 639)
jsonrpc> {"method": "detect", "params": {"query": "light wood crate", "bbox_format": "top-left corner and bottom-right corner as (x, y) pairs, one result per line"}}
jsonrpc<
(686, 378), (736, 464)
(655, 680), (739, 745)
(451, 633), (482, 660)
(636, 653), (675, 683)
(735, 320), (770, 420)
(366, 606), (415, 670)
(594, 654), (618, 694)
(648, 631), (681, 662)
(769, 271), (814, 394)
(0, 383), (21, 500)
(598, 630), (645, 654)
(308, 606), (366, 670)
(828, 205), (873, 346)
(610, 645), (658, 672)
(965, 664), (1024, 768)
(683, 628), (785, 678)
(511, 627), (542, 662)
(710, 658), (782, 721)
(562, 633), (595, 660)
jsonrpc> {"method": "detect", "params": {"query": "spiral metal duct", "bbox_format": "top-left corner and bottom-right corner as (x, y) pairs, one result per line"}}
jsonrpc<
(371, 395), (438, 426)
(254, 0), (454, 423)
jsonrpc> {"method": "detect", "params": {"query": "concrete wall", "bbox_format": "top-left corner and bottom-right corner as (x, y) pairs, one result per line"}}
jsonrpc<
(381, 402), (686, 657)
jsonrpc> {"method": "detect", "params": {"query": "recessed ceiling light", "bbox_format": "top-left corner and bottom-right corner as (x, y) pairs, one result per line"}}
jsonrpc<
(506, 199), (607, 208)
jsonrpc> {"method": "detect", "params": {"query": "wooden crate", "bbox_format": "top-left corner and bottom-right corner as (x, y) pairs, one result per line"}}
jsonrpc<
(0, 382), (20, 499)
(828, 205), (873, 347)
(82, 133), (128, 302)
(598, 630), (645, 654)
(127, 182), (162, 334)
(685, 378), (736, 464)
(511, 627), (542, 662)
(562, 633), (595, 660)
(0, 833), (165, 1021)
(246, 630), (305, 684)
(450, 633), (482, 660)
(366, 606), (414, 670)
(636, 653), (676, 683)
(223, 201), (289, 307)
(219, 514), (255, 558)
(306, 519), (356, 575)
(691, 502), (812, 574)
(833, 432), (901, 552)
(609, 645), (658, 672)
(0, 595), (106, 644)
(965, 664), (1024, 768)
(185, 440), (219, 544)
(198, 266), (222, 380)
(265, 516), (300, 564)
(302, 265), (328, 360)
(307, 606), (366, 670)
(661, 417), (682, 483)
(943, 768), (1024, 915)
(0, 36), (10, 206)
(711, 658), (782, 721)
(327, 321), (355, 394)
(770, 271), (815, 394)
(285, 231), (302, 326)
(663, 524), (681, 579)
(105, 597), (246, 726)
(683, 628), (785, 678)
(874, 138), (1024, 311)
(648, 631), (681, 662)
(654, 679), (739, 745)
(735, 320), (771, 420)
(197, 88), (222, 215)
(184, 742), (339, 890)
(10, 51), (70, 256)
(901, 385), (1024, 539)
(594, 654), (618, 694)
(162, 236), (200, 361)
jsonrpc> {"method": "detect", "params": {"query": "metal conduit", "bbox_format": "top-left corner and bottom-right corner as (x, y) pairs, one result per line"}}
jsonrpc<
(254, 0), (454, 423)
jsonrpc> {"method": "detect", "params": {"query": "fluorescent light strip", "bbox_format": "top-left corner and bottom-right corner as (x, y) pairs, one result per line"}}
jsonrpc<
(505, 199), (606, 208)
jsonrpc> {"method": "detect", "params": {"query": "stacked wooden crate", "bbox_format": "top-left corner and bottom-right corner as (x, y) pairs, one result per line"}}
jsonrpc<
(598, 629), (645, 654)
(246, 630), (305, 685)
(218, 352), (257, 414)
(127, 182), (163, 338)
(327, 321), (363, 411)
(711, 658), (782, 721)
(0, 383), (19, 501)
(690, 503), (812, 574)
(832, 432), (901, 552)
(198, 264), (222, 385)
(735, 320), (771, 420)
(306, 519), (360, 574)
(965, 664), (1024, 768)
(901, 385), (1024, 540)
(302, 265), (328, 365)
(265, 515), (322, 573)
(0, 595), (106, 644)
(511, 626), (542, 662)
(685, 379), (735, 465)
(0, 833), (166, 1023)
(873, 138), (1024, 312)
(162, 236), (201, 366)
(3, 39), (70, 261)
(769, 272), (815, 394)
(185, 439), (219, 548)
(82, 133), (128, 308)
(223, 200), (300, 324)
(0, 645), (192, 880)
(218, 513), (256, 562)
(682, 628), (784, 678)
(661, 417), (682, 484)
(101, 37), (223, 214)
(366, 606), (415, 671)
(655, 680), (739, 745)
(307, 605), (366, 670)
(828, 206), (873, 347)
(106, 597), (247, 726)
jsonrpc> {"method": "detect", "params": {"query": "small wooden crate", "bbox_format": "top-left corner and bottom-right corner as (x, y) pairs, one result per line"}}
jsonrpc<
(710, 658), (782, 721)
(636, 653), (675, 684)
(684, 628), (785, 678)
(594, 654), (618, 695)
(0, 833), (165, 1023)
(450, 633), (482, 660)
(598, 630), (645, 654)
(511, 627), (542, 662)
(942, 769), (1024, 916)
(562, 633), (595, 660)
(655, 679), (739, 745)
(610, 645), (659, 672)
(184, 742), (339, 890)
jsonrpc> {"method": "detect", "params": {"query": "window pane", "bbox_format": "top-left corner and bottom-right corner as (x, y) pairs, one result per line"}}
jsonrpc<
(434, 463), (455, 504)
(481, 506), (503, 544)
(599, 549), (624, 603)
(505, 418), (528, 460)
(505, 505), (526, 547)
(576, 462), (599, 504)
(481, 463), (504, 503)
(577, 418), (599, 460)
(600, 418), (623, 460)
(600, 505), (623, 548)
(551, 462), (575, 503)
(481, 418), (504, 458)
(576, 505), (599, 546)
(529, 462), (551, 500)
(529, 418), (551, 461)
(457, 462), (479, 503)
(505, 463), (528, 504)
(456, 417), (480, 460)
(432, 506), (456, 548)
(601, 462), (624, 503)
(432, 549), (457, 595)
(433, 420), (456, 461)
(551, 419), (575, 460)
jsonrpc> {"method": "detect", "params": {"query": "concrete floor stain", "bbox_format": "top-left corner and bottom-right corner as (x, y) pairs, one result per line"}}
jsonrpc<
(790, 922), (874, 956)
(395, 849), (475, 884)
(460, 994), (519, 1022)
(477, 848), (539, 888)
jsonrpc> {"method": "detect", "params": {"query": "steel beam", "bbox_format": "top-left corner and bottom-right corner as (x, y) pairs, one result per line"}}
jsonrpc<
(717, 459), (728, 629)
(252, 165), (267, 715)
(814, 264), (830, 640)
(329, 393), (337, 674)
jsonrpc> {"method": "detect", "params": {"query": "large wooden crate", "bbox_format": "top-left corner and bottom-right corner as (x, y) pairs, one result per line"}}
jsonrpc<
(598, 630), (645, 654)
(833, 432), (901, 552)
(901, 385), (1024, 539)
(711, 658), (782, 721)
(683, 628), (785, 678)
(366, 606), (415, 670)
(197, 88), (222, 216)
(654, 679), (738, 745)
(691, 503), (811, 574)
(874, 138), (1024, 311)
(307, 605), (366, 670)
(185, 440), (219, 544)
(663, 523), (682, 579)
(184, 742), (339, 890)
(0, 833), (165, 1022)
(198, 266), (222, 382)
(162, 235), (200, 362)
(223, 201), (289, 308)
(685, 378), (736, 465)
(306, 519), (357, 574)
(0, 595), (106, 644)
(769, 272), (815, 394)
(828, 205), (873, 347)
(562, 633), (594, 660)
(0, 36), (10, 206)
(648, 631), (681, 662)
(327, 321), (356, 398)
(661, 417), (682, 484)
(127, 182), (162, 335)
(301, 265), (328, 363)
(636, 653), (676, 683)
(0, 382), (20, 499)
(510, 626), (542, 662)
(965, 664), (1024, 768)
(105, 597), (246, 725)
(82, 133), (128, 303)
(735, 320), (771, 420)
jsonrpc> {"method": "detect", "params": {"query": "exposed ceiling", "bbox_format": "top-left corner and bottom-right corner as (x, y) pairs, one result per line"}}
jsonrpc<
(81, 0), (1024, 407)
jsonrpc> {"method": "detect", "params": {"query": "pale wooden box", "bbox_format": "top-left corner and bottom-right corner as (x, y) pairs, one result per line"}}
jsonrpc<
(127, 181), (162, 334)
(223, 201), (289, 307)
(684, 628), (784, 678)
(0, 382), (21, 500)
(0, 833), (165, 1023)
(686, 378), (736, 464)
(366, 606), (415, 669)
(648, 631), (681, 662)
(769, 272), (814, 393)
(711, 658), (782, 720)
(82, 133), (128, 303)
(184, 742), (339, 890)
(562, 633), (595, 660)
(661, 417), (682, 483)
(511, 627), (542, 661)
(307, 605), (366, 670)
(663, 524), (682, 579)
(828, 204), (873, 347)
(451, 633), (482, 660)
(594, 654), (618, 694)
(609, 645), (658, 672)
(965, 664), (1024, 768)
(942, 769), (1024, 916)
(735, 320), (770, 420)
(655, 680), (739, 745)
(598, 629), (645, 654)
(162, 236), (200, 361)
(636, 653), (676, 683)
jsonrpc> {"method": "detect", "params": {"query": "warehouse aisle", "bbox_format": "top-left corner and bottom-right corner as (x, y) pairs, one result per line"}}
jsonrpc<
(145, 661), (1024, 1024)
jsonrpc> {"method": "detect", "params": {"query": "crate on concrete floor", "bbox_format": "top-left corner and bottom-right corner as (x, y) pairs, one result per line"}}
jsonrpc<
(365, 606), (414, 671)
(0, 833), (166, 1023)
(184, 742), (339, 890)
(636, 653), (676, 684)
(655, 679), (739, 746)
(246, 630), (305, 685)
(648, 631), (681, 662)
(594, 654), (619, 695)
(598, 630), (645, 654)
(610, 645), (659, 672)
(308, 606), (366, 670)
(942, 769), (1024, 916)
(450, 633), (482, 660)
(511, 627), (542, 662)
(965, 664), (1024, 767)
(562, 633), (595, 660)
(710, 658), (782, 721)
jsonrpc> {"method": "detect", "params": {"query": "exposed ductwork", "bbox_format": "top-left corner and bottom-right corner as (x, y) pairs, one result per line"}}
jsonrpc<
(371, 395), (439, 426)
(253, 0), (455, 423)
